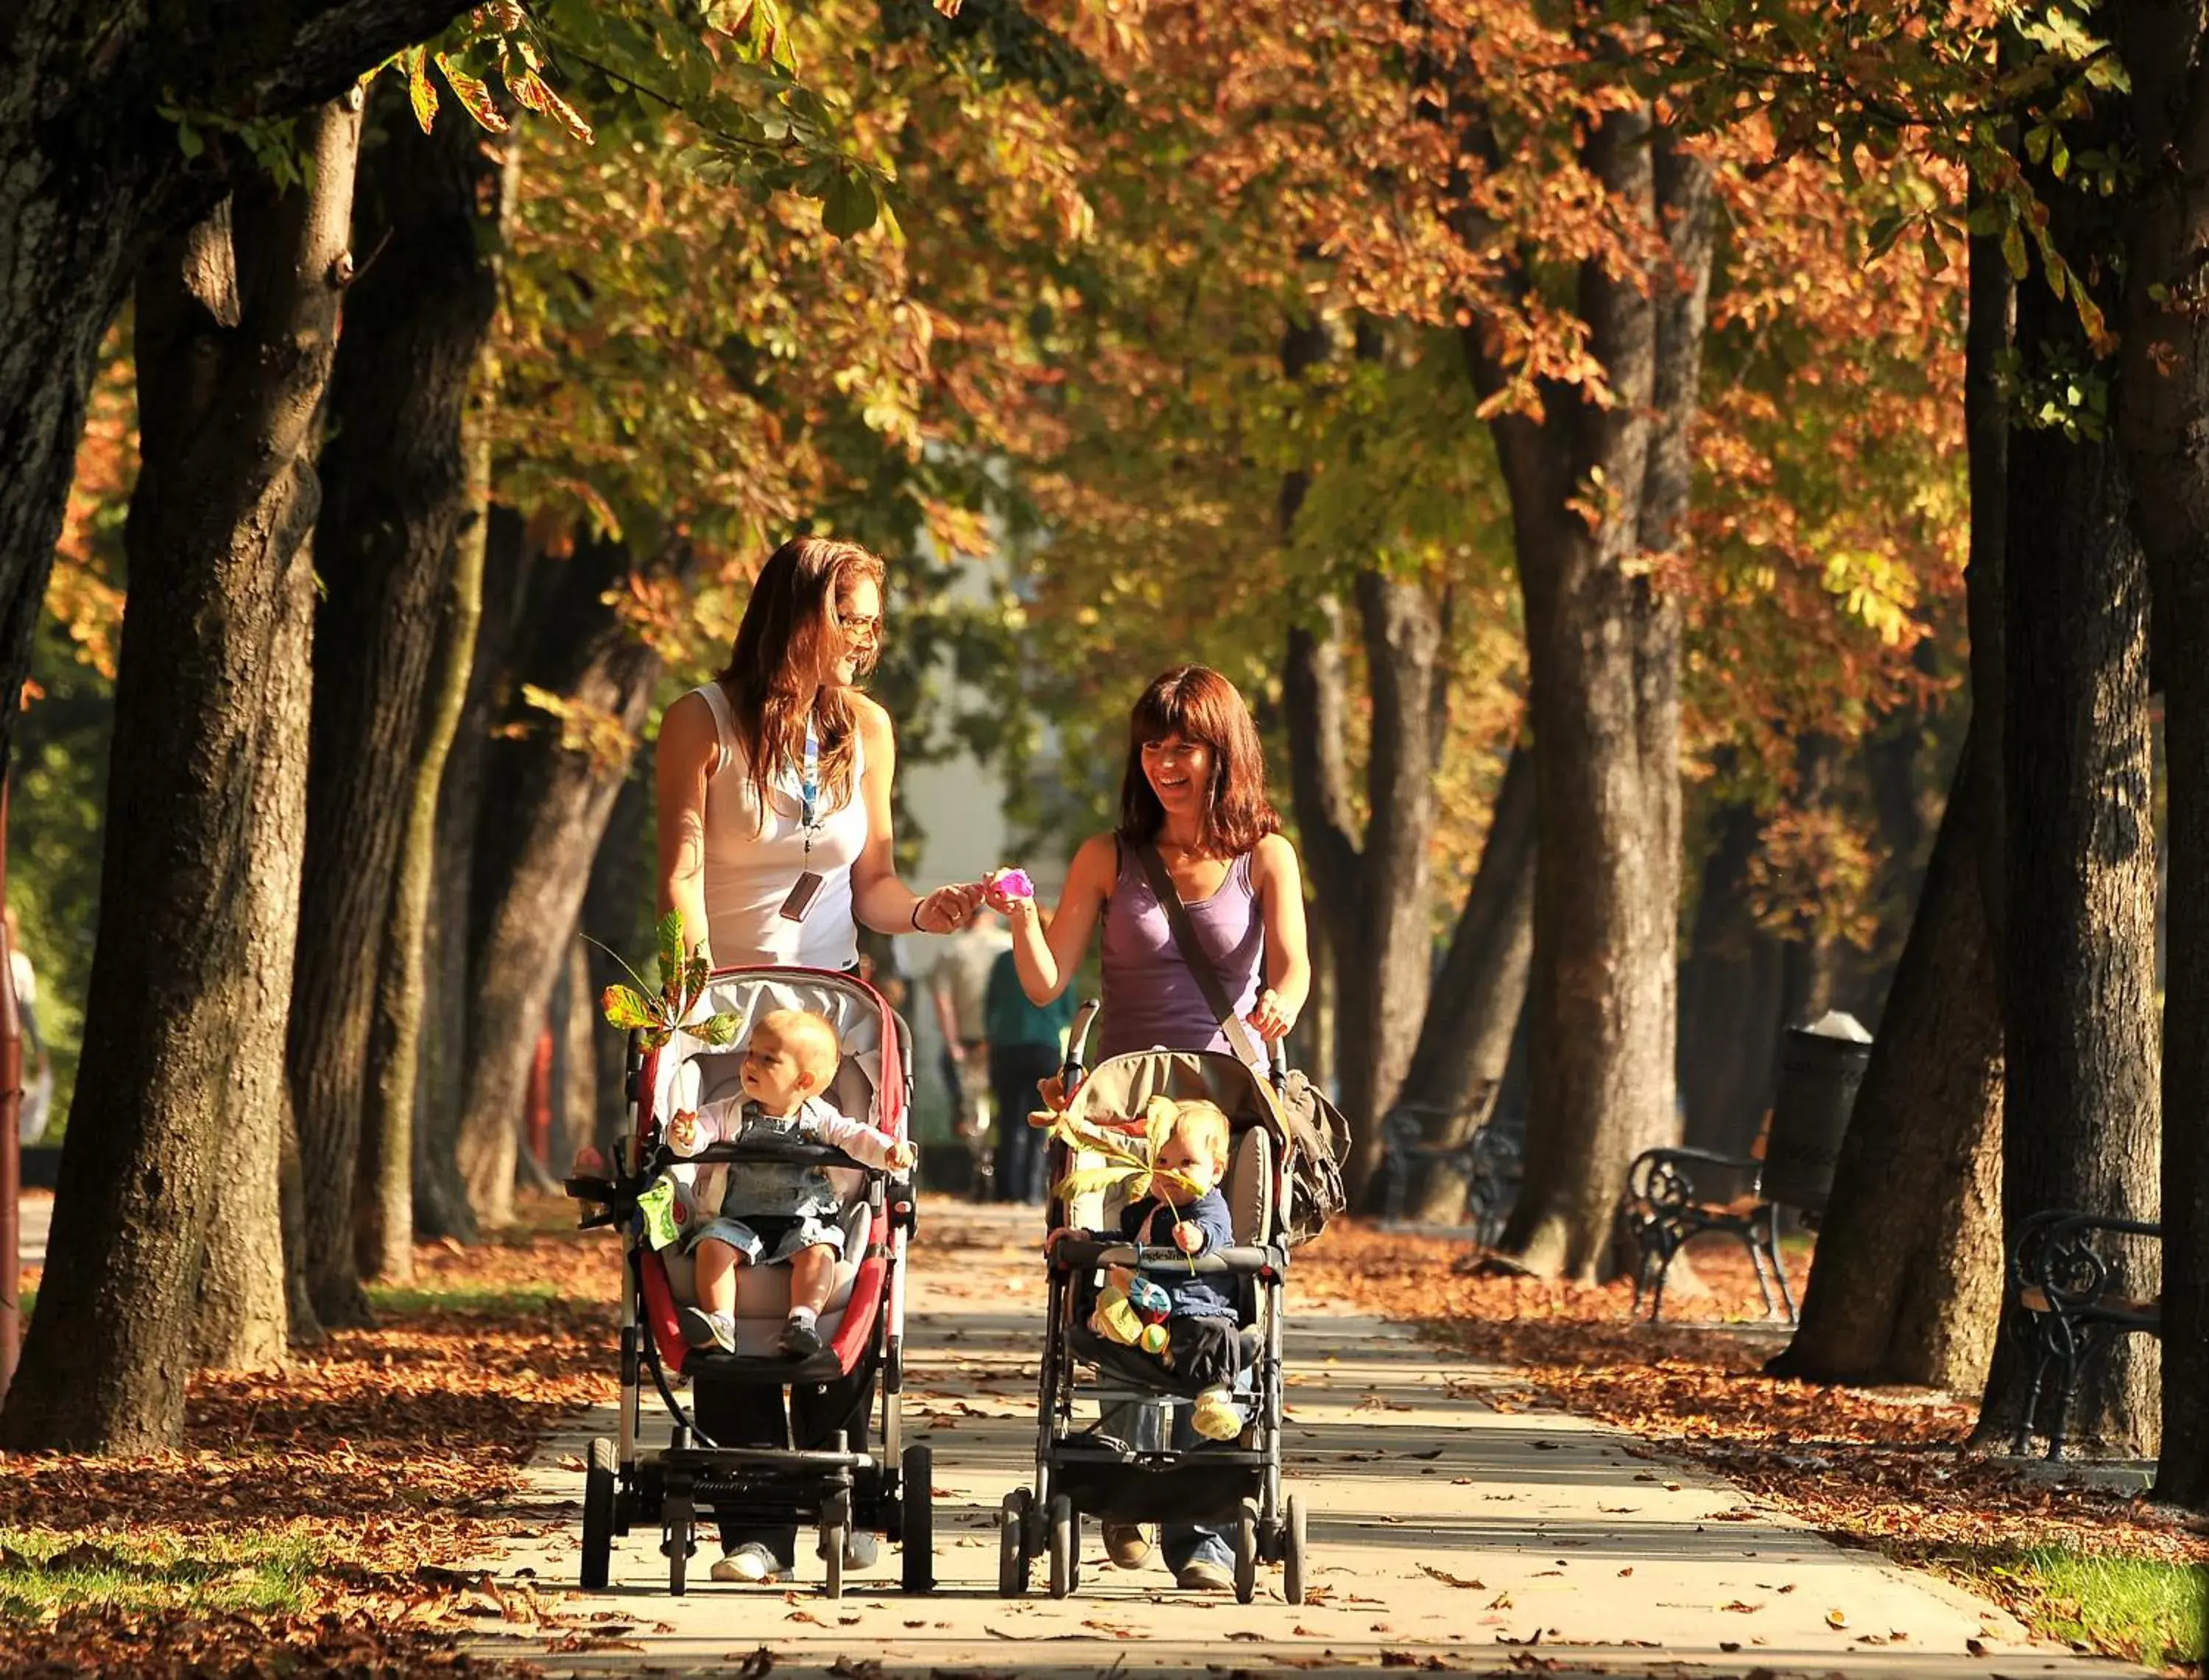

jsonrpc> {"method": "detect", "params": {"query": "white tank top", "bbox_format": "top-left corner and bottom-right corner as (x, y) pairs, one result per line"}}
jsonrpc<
(691, 683), (868, 970)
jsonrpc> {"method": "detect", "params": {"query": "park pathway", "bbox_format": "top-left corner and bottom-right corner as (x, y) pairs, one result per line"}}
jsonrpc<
(473, 1204), (2143, 1678)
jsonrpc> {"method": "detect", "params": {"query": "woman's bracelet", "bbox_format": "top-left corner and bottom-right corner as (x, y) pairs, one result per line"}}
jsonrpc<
(909, 898), (927, 931)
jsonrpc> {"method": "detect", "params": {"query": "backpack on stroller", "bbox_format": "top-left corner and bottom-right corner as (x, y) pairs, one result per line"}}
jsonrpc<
(564, 965), (931, 1598)
(998, 1045), (1314, 1605)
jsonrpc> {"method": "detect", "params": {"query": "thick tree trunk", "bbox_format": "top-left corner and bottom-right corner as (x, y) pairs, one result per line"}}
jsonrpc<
(1973, 158), (2163, 1456)
(1677, 798), (1786, 1160)
(1472, 119), (1709, 1280)
(290, 96), (507, 1323)
(2114, 0), (2209, 1510)
(0, 1), (469, 784)
(1767, 220), (2013, 1395)
(455, 532), (662, 1228)
(1768, 725), (2006, 1391)
(415, 504), (532, 1242)
(0, 102), (361, 1450)
(1391, 743), (1535, 1220)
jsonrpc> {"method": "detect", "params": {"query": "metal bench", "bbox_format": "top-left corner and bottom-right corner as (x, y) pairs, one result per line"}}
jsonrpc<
(1378, 1103), (1521, 1246)
(2006, 1210), (2163, 1461)
(1619, 1146), (1794, 1324)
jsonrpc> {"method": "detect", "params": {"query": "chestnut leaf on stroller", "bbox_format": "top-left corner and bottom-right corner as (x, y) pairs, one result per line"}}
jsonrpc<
(1046, 1096), (1206, 1241)
(593, 909), (743, 1051)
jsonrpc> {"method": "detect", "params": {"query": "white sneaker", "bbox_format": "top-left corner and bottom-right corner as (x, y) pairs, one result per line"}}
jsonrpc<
(710, 1542), (783, 1584)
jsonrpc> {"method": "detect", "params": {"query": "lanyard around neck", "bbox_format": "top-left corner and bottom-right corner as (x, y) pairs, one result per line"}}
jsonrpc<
(799, 718), (820, 853)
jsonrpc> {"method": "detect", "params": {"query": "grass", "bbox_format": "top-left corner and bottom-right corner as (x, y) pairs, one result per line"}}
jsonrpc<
(0, 1528), (323, 1618)
(1925, 1542), (2208, 1670)
(363, 1279), (562, 1316)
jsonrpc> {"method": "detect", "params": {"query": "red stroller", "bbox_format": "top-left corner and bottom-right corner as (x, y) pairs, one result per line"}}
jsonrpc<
(566, 965), (931, 1598)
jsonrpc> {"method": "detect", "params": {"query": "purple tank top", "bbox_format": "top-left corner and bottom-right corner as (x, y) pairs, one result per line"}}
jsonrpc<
(1098, 845), (1264, 1061)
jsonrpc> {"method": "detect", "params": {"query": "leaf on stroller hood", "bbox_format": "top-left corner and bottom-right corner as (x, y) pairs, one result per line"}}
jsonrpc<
(655, 910), (686, 992)
(1051, 1167), (1134, 1204)
(686, 1010), (743, 1047)
(602, 985), (657, 1031)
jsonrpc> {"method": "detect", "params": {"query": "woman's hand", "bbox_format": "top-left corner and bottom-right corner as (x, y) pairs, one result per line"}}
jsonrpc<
(1043, 1224), (1076, 1256)
(1246, 986), (1296, 1043)
(911, 880), (984, 933)
(981, 866), (1037, 920)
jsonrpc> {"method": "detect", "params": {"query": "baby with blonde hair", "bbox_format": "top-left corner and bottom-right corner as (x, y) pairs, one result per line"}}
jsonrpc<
(1050, 1095), (1247, 1441)
(680, 1007), (913, 1359)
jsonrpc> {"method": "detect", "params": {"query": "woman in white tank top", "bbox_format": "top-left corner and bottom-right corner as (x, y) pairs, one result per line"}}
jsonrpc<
(656, 537), (983, 972)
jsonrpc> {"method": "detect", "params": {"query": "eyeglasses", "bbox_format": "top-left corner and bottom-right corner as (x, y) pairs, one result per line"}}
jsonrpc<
(840, 615), (882, 649)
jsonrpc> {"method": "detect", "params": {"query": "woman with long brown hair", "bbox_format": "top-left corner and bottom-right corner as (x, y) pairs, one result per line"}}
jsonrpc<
(984, 663), (1311, 1591)
(654, 534), (980, 1589)
(656, 534), (981, 969)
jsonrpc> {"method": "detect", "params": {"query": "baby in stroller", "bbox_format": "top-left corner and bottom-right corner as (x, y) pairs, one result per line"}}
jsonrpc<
(676, 1008), (915, 1360)
(1050, 1097), (1247, 1444)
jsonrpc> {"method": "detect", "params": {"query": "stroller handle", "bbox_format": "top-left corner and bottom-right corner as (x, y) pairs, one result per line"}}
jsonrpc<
(1060, 998), (1103, 1091)
(1050, 1237), (1286, 1277)
(666, 1138), (891, 1173)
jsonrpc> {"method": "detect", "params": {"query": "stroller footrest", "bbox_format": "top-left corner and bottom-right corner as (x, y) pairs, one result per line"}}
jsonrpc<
(683, 1347), (848, 1385)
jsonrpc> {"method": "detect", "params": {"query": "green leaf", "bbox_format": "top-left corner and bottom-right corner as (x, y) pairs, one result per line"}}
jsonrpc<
(2001, 222), (2030, 280)
(177, 120), (203, 160)
(1053, 1165), (1136, 1203)
(602, 985), (658, 1031)
(1920, 229), (1949, 275)
(405, 45), (438, 134)
(688, 1011), (743, 1047)
(820, 169), (878, 239)
(436, 52), (510, 134)
(656, 910), (686, 991)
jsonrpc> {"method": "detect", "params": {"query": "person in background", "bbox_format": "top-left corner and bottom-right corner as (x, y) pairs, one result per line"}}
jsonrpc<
(982, 942), (1077, 1204)
(4, 906), (52, 1146)
(927, 903), (1010, 1168)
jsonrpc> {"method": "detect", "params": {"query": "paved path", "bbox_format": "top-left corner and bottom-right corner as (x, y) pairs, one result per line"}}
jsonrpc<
(473, 1205), (2142, 1678)
(17, 1191), (46, 1272)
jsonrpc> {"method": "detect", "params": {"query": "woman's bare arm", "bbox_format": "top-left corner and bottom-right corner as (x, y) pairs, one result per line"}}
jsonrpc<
(999, 833), (1116, 1004)
(1247, 832), (1311, 1041)
(654, 692), (722, 963)
(848, 695), (982, 933)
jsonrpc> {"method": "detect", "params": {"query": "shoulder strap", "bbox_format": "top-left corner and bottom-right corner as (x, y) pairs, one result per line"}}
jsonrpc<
(1134, 844), (1266, 1070)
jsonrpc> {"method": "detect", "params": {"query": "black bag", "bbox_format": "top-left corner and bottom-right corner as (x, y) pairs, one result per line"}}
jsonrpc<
(1133, 844), (1347, 1244)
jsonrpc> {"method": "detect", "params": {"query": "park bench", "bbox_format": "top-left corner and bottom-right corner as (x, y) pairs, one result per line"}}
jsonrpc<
(1618, 1144), (1794, 1325)
(1378, 1101), (1521, 1245)
(2005, 1209), (2163, 1461)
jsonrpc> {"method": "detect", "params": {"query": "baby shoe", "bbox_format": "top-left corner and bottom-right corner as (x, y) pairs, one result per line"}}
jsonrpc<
(680, 1307), (736, 1353)
(780, 1307), (823, 1357)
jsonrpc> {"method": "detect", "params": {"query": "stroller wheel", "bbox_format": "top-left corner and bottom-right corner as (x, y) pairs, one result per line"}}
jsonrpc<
(1233, 1497), (1258, 1605)
(664, 1492), (695, 1598)
(996, 1490), (1031, 1598)
(1046, 1493), (1078, 1600)
(901, 1444), (935, 1593)
(1282, 1494), (1309, 1606)
(820, 1492), (850, 1600)
(581, 1438), (616, 1590)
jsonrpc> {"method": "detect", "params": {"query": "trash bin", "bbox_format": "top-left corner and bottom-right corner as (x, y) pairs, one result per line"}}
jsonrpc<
(1764, 1011), (1872, 1219)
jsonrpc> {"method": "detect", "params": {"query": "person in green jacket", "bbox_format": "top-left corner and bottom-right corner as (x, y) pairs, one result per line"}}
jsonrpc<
(983, 943), (1077, 1203)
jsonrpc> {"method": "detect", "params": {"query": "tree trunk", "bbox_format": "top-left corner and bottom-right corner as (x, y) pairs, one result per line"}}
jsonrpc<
(1391, 742), (1536, 1220)
(455, 532), (662, 1228)
(415, 504), (532, 1242)
(1471, 119), (1710, 1280)
(1767, 218), (2013, 1395)
(290, 95), (508, 1324)
(2116, 0), (2209, 1509)
(360, 382), (493, 1282)
(1768, 724), (2006, 1391)
(0, 101), (360, 1450)
(580, 762), (654, 1154)
(1677, 798), (1786, 1160)
(1976, 160), (2162, 1453)
(0, 0), (469, 784)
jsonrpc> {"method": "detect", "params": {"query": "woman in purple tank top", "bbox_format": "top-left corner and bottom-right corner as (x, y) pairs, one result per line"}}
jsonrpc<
(982, 665), (1311, 1592)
